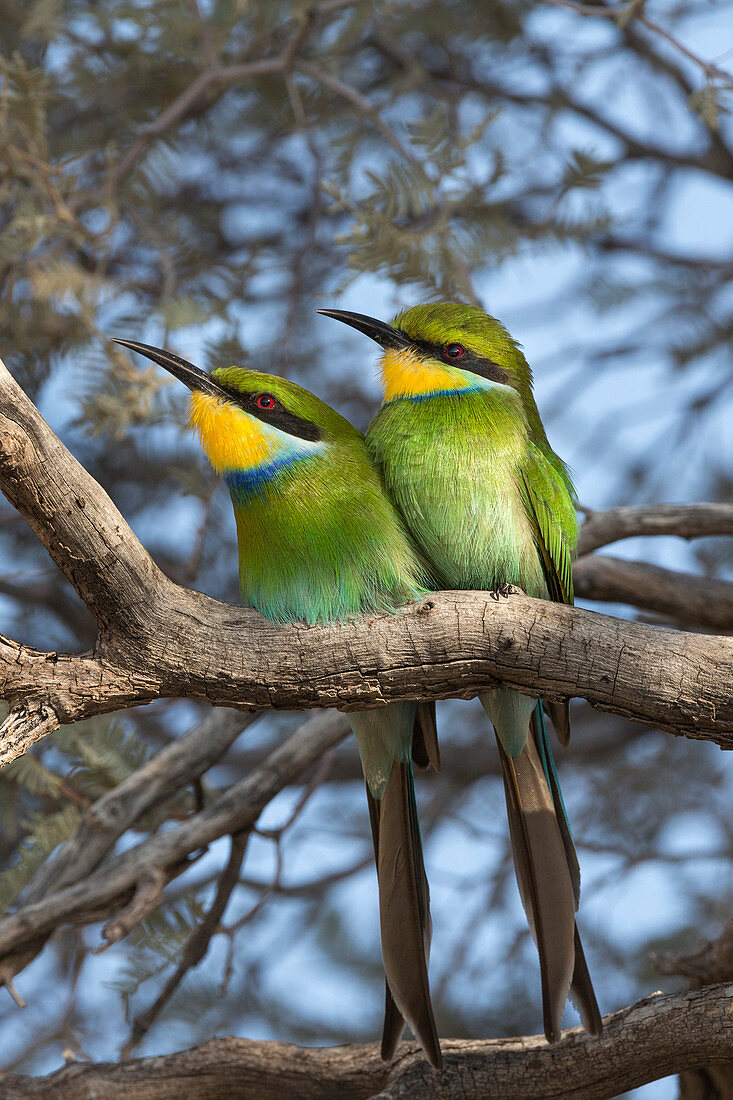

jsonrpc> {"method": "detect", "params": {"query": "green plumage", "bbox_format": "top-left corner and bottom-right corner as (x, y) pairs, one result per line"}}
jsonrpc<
(371, 303), (578, 602)
(114, 339), (442, 1069)
(369, 388), (576, 600)
(210, 369), (428, 625)
(223, 384), (442, 1064)
(366, 303), (579, 757)
(229, 430), (427, 626)
(319, 302), (601, 1043)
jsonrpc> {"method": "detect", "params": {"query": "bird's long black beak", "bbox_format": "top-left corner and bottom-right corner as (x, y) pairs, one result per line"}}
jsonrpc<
(111, 338), (226, 397)
(316, 309), (411, 351)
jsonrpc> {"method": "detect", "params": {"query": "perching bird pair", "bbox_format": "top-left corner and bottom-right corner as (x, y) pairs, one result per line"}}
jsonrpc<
(114, 302), (602, 1070)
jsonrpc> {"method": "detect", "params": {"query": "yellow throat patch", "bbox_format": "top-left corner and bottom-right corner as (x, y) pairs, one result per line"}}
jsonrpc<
(187, 391), (272, 474)
(380, 347), (476, 401)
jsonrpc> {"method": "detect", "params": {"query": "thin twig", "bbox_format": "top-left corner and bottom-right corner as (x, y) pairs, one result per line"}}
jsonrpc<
(542, 0), (733, 88)
(121, 830), (249, 1057)
(296, 62), (420, 164)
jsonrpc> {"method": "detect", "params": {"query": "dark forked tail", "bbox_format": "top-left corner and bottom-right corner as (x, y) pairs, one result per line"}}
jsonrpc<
(366, 756), (442, 1069)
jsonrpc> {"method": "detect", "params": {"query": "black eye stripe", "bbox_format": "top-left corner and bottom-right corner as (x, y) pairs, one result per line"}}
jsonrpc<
(406, 338), (510, 386)
(214, 383), (321, 442)
(461, 358), (510, 386)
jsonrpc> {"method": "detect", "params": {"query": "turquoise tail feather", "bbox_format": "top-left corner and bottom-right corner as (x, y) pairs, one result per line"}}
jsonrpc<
(535, 702), (572, 843)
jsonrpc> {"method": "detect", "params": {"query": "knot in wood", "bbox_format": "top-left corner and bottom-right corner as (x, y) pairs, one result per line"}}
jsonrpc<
(0, 423), (29, 467)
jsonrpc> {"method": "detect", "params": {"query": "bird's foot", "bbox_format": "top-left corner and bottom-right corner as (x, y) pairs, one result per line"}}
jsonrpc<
(489, 583), (520, 601)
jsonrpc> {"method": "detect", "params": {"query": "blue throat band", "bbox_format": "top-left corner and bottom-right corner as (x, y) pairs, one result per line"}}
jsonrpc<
(225, 453), (304, 500)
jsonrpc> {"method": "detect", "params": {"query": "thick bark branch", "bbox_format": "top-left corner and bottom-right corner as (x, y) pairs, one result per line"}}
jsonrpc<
(0, 635), (159, 766)
(1, 356), (733, 767)
(1, 984), (732, 1099)
(0, 359), (161, 629)
(1, 584), (730, 752)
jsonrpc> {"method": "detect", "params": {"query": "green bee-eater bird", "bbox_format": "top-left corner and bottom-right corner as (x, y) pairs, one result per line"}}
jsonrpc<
(317, 303), (602, 1043)
(112, 338), (443, 1068)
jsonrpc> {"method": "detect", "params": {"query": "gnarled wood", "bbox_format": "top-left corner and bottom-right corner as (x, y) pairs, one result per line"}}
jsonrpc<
(573, 555), (733, 630)
(1, 355), (733, 768)
(0, 984), (732, 1099)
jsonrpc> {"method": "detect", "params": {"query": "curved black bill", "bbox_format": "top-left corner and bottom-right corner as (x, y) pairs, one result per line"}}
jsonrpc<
(111, 338), (225, 397)
(316, 309), (410, 351)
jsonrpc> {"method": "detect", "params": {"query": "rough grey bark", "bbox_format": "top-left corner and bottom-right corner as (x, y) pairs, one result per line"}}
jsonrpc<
(1, 356), (732, 769)
(1, 984), (732, 1100)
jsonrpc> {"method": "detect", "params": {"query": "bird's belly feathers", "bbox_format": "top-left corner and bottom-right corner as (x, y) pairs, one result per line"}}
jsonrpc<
(371, 400), (547, 597)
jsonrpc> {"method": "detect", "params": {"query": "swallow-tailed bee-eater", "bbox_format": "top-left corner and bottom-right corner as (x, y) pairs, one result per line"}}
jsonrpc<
(112, 338), (443, 1067)
(317, 303), (602, 1043)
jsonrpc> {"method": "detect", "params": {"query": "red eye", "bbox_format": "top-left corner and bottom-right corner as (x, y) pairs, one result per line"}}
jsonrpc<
(256, 394), (276, 409)
(445, 343), (465, 359)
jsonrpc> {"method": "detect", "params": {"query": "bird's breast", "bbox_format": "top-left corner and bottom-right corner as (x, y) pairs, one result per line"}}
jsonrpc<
(370, 397), (546, 596)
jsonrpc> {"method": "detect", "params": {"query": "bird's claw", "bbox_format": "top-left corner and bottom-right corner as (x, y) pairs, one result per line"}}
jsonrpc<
(489, 583), (518, 601)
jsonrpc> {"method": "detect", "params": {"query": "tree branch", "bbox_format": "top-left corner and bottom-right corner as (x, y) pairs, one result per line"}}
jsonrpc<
(98, 24), (316, 199)
(655, 918), (733, 988)
(540, 0), (733, 89)
(0, 710), (259, 993)
(653, 919), (733, 1096)
(120, 830), (249, 1058)
(1, 984), (732, 1099)
(1, 582), (731, 751)
(0, 711), (349, 964)
(295, 62), (419, 164)
(573, 555), (733, 631)
(577, 503), (733, 556)
(1, 356), (733, 768)
(25, 710), (257, 904)
(0, 713), (645, 992)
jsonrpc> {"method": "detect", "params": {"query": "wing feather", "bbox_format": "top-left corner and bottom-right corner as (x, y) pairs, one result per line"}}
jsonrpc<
(520, 446), (579, 744)
(520, 445), (577, 606)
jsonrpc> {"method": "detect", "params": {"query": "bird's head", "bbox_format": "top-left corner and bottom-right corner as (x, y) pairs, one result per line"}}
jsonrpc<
(111, 340), (341, 478)
(318, 302), (535, 408)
